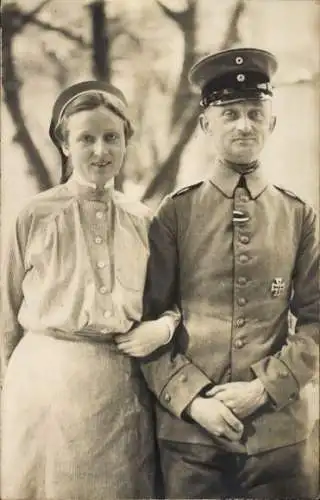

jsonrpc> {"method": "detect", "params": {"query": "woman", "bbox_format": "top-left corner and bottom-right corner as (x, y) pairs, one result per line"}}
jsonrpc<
(1, 81), (179, 499)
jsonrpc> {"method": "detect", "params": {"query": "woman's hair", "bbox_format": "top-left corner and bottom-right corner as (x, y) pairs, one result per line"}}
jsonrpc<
(55, 91), (133, 147)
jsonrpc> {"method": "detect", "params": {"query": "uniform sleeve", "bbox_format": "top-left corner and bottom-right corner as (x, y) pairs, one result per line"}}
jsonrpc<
(141, 196), (212, 417)
(251, 205), (319, 410)
(1, 211), (30, 381)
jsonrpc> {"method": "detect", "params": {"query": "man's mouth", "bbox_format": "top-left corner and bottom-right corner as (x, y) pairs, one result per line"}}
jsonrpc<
(234, 137), (256, 142)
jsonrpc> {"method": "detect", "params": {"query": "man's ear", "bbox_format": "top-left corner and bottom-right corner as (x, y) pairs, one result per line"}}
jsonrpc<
(269, 115), (277, 133)
(199, 113), (211, 134)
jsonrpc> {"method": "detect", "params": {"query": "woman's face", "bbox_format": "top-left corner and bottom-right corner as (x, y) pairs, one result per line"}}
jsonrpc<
(62, 106), (126, 188)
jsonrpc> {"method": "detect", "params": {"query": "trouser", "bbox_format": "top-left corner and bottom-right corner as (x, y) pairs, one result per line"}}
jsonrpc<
(158, 431), (319, 499)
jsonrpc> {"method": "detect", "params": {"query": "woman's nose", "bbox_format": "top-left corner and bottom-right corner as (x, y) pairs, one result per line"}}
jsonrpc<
(93, 139), (106, 156)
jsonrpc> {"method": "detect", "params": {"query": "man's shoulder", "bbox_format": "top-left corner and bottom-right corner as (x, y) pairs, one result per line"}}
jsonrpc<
(272, 184), (307, 205)
(170, 180), (205, 199)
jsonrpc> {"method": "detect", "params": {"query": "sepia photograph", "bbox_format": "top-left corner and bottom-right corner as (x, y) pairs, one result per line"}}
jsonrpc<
(1, 0), (319, 498)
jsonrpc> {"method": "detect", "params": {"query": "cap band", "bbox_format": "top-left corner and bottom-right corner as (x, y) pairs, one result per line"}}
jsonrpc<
(201, 83), (273, 107)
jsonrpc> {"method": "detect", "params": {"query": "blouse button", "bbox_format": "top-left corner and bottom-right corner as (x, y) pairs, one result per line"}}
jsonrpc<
(234, 338), (245, 349)
(103, 310), (111, 319)
(237, 297), (247, 306)
(95, 236), (103, 244)
(239, 235), (250, 244)
(99, 286), (108, 294)
(239, 254), (249, 263)
(97, 261), (106, 269)
(237, 276), (247, 285)
(96, 211), (104, 219)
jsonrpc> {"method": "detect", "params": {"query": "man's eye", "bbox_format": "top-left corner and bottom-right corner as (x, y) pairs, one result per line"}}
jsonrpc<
(222, 109), (237, 119)
(249, 109), (264, 120)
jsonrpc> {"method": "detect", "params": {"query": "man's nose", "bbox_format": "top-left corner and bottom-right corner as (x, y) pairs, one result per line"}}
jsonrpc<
(236, 115), (252, 133)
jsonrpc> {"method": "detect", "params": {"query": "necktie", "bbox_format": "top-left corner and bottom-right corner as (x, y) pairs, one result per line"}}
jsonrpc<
(232, 175), (250, 223)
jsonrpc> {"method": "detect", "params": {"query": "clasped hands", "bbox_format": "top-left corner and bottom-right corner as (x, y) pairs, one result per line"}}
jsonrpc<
(187, 379), (268, 442)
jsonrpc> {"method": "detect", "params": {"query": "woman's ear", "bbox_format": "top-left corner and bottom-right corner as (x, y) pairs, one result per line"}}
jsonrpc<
(199, 113), (211, 134)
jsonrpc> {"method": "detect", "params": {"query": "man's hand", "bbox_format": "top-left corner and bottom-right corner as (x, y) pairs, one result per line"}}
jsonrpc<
(206, 379), (268, 419)
(186, 396), (244, 441)
(114, 318), (171, 358)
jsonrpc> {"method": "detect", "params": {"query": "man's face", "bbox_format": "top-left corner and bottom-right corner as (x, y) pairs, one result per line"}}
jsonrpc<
(202, 100), (276, 164)
(62, 106), (126, 188)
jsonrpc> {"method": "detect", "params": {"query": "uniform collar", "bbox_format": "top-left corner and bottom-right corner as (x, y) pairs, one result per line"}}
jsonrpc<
(66, 175), (114, 202)
(209, 159), (269, 199)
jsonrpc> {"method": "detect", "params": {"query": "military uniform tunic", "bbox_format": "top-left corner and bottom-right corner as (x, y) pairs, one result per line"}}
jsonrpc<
(142, 161), (319, 454)
(1, 178), (157, 499)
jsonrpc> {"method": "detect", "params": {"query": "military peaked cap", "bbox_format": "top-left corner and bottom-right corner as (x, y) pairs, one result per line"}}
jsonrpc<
(189, 48), (278, 107)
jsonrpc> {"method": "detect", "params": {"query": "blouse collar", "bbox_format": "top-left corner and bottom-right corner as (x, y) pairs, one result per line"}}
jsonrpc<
(66, 174), (114, 202)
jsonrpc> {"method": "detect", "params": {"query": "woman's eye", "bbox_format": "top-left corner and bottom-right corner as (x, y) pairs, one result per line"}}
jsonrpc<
(104, 133), (119, 143)
(79, 134), (94, 144)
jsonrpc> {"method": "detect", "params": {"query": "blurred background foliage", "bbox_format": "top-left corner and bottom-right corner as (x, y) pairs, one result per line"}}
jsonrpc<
(1, 0), (320, 238)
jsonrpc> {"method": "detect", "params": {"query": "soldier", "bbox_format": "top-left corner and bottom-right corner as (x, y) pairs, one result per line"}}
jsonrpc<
(138, 48), (319, 498)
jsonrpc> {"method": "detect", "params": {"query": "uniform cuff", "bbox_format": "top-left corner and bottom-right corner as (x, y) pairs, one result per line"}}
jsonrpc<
(251, 356), (300, 411)
(159, 363), (212, 418)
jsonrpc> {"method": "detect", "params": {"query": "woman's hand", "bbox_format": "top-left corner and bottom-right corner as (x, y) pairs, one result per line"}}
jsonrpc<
(114, 318), (171, 357)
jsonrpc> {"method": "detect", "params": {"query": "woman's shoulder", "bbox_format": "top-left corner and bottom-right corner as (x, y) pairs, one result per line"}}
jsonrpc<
(16, 183), (72, 223)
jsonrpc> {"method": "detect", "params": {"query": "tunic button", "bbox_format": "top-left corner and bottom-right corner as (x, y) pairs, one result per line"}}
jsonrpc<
(103, 310), (111, 319)
(163, 393), (171, 403)
(240, 194), (249, 202)
(95, 236), (103, 244)
(279, 370), (289, 378)
(237, 297), (247, 306)
(97, 261), (106, 269)
(239, 235), (250, 244)
(101, 328), (109, 334)
(99, 286), (108, 294)
(96, 211), (104, 219)
(234, 338), (245, 349)
(237, 276), (247, 285)
(179, 374), (188, 383)
(239, 254), (249, 263)
(236, 318), (245, 327)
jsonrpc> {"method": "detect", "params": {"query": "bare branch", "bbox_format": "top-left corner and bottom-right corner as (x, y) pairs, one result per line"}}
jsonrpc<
(2, 4), (52, 191)
(21, 0), (52, 24)
(28, 17), (90, 47)
(156, 0), (195, 24)
(141, 0), (247, 204)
